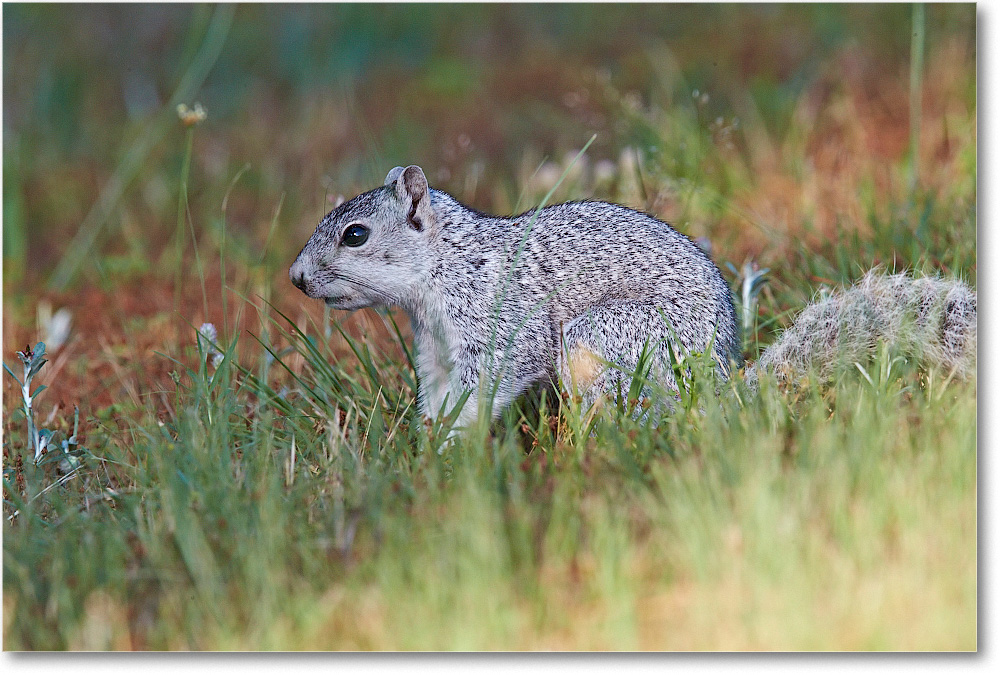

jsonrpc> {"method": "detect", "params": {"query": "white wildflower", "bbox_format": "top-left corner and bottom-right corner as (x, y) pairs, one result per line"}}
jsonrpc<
(177, 102), (207, 126)
(197, 323), (224, 370)
(37, 301), (73, 350)
(198, 323), (218, 344)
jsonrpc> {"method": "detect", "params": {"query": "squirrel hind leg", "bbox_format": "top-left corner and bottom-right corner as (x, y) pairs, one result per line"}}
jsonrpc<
(558, 302), (689, 417)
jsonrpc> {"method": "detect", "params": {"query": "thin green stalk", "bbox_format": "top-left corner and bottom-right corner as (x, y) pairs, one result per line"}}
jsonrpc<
(3, 139), (28, 282)
(257, 193), (287, 270)
(909, 3), (926, 191)
(221, 163), (251, 341)
(188, 183), (211, 325)
(47, 4), (235, 292)
(22, 374), (38, 462)
(220, 196), (229, 342)
(174, 127), (196, 315)
(482, 135), (597, 420)
(633, 146), (649, 210)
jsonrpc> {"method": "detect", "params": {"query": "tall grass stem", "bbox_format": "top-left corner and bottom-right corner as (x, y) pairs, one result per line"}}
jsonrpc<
(173, 127), (195, 315)
(47, 4), (235, 292)
(221, 163), (251, 339)
(188, 184), (211, 324)
(909, 3), (926, 191)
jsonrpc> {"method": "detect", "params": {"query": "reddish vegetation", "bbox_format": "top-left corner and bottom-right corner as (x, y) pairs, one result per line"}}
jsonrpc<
(2, 266), (405, 428)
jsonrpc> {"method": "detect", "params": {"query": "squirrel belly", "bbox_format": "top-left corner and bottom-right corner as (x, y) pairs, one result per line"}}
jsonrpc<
(290, 165), (739, 426)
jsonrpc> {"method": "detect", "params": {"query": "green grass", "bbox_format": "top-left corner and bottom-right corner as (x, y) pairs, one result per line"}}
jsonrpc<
(2, 3), (976, 651)
(2, 288), (977, 650)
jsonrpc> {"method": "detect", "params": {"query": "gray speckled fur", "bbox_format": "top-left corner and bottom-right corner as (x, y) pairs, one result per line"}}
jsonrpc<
(290, 165), (740, 427)
(745, 271), (977, 390)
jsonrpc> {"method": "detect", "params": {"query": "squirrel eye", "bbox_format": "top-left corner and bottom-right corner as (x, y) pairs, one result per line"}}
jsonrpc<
(341, 224), (369, 247)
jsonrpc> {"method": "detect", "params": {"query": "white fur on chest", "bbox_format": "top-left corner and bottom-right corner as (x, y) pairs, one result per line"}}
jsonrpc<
(413, 328), (454, 418)
(408, 301), (471, 423)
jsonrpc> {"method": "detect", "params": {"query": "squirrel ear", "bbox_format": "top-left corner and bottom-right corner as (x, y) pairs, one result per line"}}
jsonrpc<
(398, 165), (428, 200)
(396, 165), (433, 232)
(384, 166), (405, 186)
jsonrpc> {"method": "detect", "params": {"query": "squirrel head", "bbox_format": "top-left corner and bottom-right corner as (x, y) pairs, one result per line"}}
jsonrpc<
(289, 165), (438, 310)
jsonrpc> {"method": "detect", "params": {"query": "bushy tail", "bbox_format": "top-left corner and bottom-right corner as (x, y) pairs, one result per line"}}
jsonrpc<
(745, 271), (977, 390)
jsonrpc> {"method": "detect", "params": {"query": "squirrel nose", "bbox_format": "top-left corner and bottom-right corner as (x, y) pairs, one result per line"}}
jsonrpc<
(289, 259), (308, 292)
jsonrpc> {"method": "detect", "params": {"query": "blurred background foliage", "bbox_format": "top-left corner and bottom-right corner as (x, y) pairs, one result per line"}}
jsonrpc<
(3, 3), (976, 289)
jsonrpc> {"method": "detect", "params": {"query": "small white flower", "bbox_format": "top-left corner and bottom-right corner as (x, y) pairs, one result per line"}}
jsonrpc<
(198, 323), (218, 344)
(198, 323), (224, 370)
(177, 102), (207, 126)
(37, 301), (73, 351)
